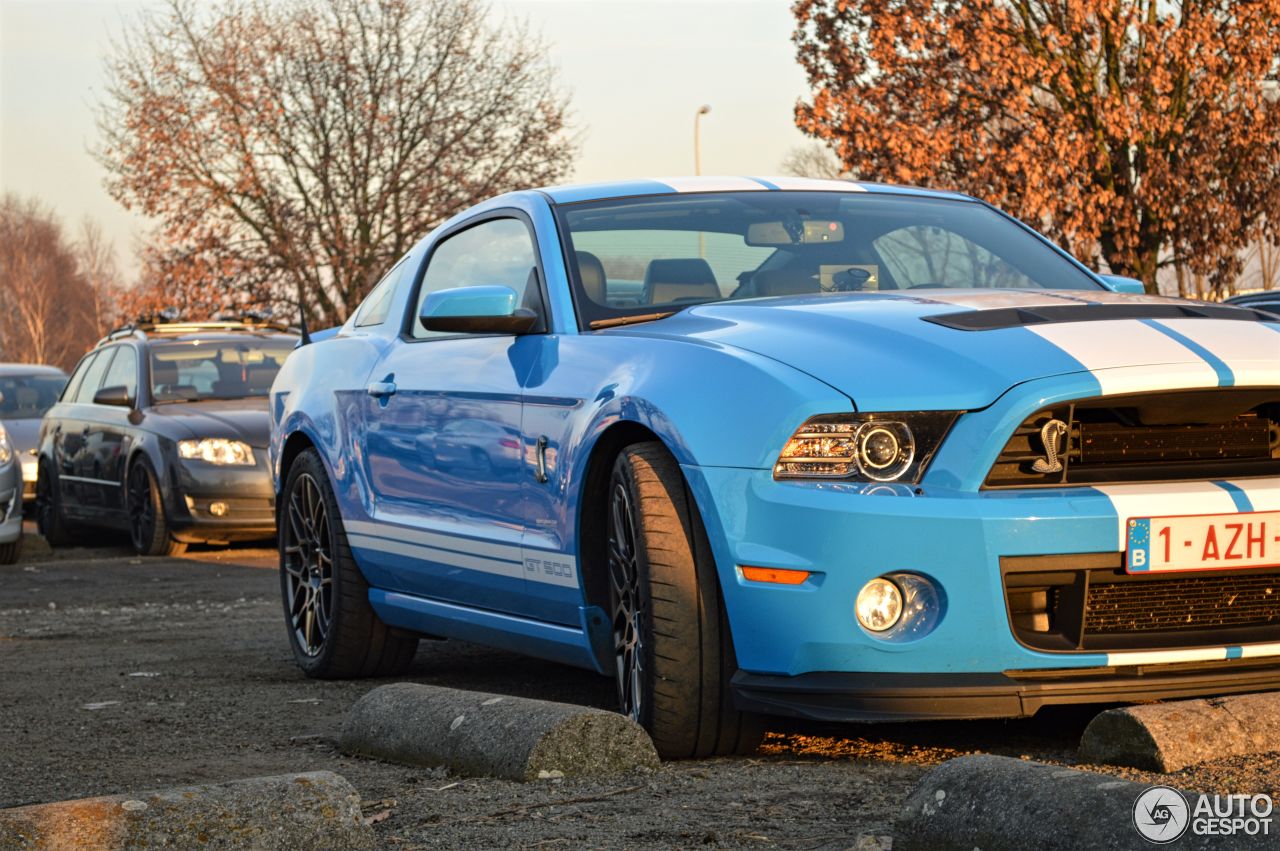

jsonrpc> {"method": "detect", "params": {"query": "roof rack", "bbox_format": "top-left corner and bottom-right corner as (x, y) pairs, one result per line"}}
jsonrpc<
(95, 318), (298, 348)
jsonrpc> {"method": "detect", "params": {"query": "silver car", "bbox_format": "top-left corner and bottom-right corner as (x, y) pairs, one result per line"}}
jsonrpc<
(0, 364), (69, 506)
(0, 422), (21, 563)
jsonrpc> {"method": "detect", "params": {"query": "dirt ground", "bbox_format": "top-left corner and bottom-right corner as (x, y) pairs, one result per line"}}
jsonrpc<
(2, 523), (1278, 849)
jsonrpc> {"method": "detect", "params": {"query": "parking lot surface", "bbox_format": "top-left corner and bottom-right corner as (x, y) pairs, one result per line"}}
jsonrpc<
(2, 526), (1278, 848)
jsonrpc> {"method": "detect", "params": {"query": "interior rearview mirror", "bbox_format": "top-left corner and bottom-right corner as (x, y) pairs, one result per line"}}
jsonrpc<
(419, 285), (539, 334)
(746, 219), (845, 247)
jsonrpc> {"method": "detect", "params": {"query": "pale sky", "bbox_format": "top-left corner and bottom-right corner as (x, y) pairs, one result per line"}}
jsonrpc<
(0, 0), (813, 283)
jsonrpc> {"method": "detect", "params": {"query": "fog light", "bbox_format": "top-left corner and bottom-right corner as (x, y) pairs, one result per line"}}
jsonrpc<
(855, 577), (903, 632)
(208, 501), (229, 517)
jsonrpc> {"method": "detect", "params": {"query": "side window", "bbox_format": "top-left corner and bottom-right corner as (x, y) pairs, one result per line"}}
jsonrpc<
(411, 218), (539, 340)
(73, 349), (115, 404)
(100, 346), (139, 401)
(354, 259), (405, 328)
(873, 226), (1036, 289)
(61, 352), (98, 403)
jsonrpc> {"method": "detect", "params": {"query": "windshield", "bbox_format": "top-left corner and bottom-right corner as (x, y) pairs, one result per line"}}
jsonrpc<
(555, 191), (1101, 328)
(150, 340), (293, 403)
(0, 373), (67, 419)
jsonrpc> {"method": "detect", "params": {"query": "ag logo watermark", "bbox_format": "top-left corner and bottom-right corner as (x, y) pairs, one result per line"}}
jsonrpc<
(1133, 786), (1189, 843)
(1133, 786), (1274, 844)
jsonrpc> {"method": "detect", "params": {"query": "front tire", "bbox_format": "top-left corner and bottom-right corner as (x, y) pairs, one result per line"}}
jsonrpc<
(0, 534), (19, 565)
(35, 460), (73, 548)
(127, 458), (187, 557)
(608, 442), (762, 759)
(280, 449), (418, 678)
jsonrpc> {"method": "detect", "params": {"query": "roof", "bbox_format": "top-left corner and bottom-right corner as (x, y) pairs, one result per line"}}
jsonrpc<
(0, 363), (67, 377)
(537, 175), (973, 205)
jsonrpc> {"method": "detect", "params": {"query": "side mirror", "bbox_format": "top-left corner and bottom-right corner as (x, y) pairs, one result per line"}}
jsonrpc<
(93, 385), (133, 408)
(419, 285), (539, 334)
(1098, 274), (1146, 295)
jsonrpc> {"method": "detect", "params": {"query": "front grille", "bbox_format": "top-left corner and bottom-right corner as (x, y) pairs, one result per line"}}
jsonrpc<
(986, 389), (1280, 488)
(1002, 554), (1280, 652)
(1086, 573), (1280, 634)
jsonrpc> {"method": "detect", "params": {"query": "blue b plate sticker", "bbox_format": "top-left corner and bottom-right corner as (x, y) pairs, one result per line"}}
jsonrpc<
(1127, 518), (1152, 572)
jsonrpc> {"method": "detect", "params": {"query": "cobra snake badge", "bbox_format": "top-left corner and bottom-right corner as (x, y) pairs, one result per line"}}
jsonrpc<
(1031, 419), (1069, 473)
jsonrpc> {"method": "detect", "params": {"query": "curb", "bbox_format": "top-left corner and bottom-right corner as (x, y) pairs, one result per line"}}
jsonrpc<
(340, 682), (659, 781)
(894, 754), (1274, 850)
(1080, 691), (1280, 772)
(0, 771), (372, 850)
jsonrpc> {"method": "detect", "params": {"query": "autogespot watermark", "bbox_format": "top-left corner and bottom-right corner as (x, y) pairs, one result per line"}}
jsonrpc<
(1133, 785), (1275, 844)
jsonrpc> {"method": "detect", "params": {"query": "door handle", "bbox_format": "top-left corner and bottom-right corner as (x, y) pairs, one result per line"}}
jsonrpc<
(366, 381), (397, 398)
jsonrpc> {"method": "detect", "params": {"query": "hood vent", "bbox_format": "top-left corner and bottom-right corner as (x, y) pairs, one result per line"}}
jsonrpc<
(925, 302), (1277, 331)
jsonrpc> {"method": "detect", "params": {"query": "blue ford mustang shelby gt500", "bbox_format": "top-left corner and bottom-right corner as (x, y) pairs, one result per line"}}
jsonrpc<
(271, 176), (1280, 758)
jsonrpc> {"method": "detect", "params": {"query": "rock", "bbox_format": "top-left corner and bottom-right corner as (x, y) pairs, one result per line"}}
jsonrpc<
(340, 682), (659, 781)
(1079, 691), (1280, 772)
(0, 771), (372, 850)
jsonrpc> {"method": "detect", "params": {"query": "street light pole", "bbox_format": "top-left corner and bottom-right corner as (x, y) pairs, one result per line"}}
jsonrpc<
(694, 104), (711, 175)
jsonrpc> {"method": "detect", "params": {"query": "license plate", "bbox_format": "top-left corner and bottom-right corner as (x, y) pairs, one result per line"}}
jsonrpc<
(1127, 511), (1280, 573)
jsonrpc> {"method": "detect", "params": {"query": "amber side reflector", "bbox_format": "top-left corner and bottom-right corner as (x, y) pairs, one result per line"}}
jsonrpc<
(741, 566), (811, 585)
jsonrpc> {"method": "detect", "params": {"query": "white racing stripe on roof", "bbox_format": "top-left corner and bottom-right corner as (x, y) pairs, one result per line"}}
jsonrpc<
(1147, 318), (1280, 387)
(1093, 481), (1242, 551)
(1026, 319), (1220, 394)
(654, 176), (768, 193)
(757, 176), (866, 192)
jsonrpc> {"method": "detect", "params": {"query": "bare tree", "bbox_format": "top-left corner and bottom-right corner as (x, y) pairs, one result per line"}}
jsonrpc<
(0, 198), (100, 368)
(780, 142), (848, 180)
(75, 219), (124, 337)
(98, 0), (577, 326)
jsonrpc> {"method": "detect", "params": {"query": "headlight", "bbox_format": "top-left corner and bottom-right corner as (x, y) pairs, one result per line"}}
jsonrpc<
(773, 412), (958, 483)
(178, 438), (256, 466)
(0, 425), (11, 466)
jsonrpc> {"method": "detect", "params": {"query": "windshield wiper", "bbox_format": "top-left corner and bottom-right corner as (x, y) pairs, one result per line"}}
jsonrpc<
(589, 311), (678, 330)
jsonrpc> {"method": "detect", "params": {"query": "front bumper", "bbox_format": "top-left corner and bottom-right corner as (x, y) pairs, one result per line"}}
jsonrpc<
(732, 658), (1280, 722)
(168, 457), (275, 543)
(685, 463), (1280, 719)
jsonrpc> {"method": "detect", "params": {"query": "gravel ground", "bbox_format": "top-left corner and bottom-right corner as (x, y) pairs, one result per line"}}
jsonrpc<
(1, 524), (1277, 848)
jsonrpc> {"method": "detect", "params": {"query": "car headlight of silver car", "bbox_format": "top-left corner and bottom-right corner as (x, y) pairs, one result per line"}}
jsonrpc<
(773, 412), (958, 483)
(0, 424), (12, 466)
(178, 438), (256, 466)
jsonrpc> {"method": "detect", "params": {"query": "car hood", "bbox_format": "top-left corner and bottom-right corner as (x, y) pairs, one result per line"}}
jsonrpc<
(142, 397), (272, 447)
(610, 290), (1274, 411)
(0, 418), (42, 456)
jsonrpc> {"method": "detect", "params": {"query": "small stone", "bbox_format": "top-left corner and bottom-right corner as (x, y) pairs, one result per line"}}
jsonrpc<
(120, 800), (147, 812)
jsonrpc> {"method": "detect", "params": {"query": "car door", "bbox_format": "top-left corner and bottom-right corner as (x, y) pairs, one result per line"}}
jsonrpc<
(54, 349), (112, 518)
(79, 344), (140, 520)
(349, 214), (545, 616)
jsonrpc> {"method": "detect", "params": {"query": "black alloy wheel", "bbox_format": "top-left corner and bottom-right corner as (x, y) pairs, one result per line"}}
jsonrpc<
(608, 478), (645, 723)
(35, 460), (72, 547)
(279, 448), (418, 678)
(127, 459), (185, 556)
(282, 471), (333, 657)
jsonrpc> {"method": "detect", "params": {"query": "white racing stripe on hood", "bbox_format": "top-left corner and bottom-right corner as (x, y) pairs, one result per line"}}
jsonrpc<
(1092, 481), (1241, 551)
(1146, 318), (1280, 387)
(1025, 319), (1221, 394)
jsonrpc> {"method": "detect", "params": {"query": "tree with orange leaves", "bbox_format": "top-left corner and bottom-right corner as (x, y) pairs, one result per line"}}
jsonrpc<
(794, 0), (1280, 293)
(98, 0), (575, 326)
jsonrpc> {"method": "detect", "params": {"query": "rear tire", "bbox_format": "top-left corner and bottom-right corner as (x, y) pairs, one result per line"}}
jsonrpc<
(281, 449), (418, 678)
(608, 442), (763, 759)
(35, 460), (73, 548)
(127, 459), (187, 557)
